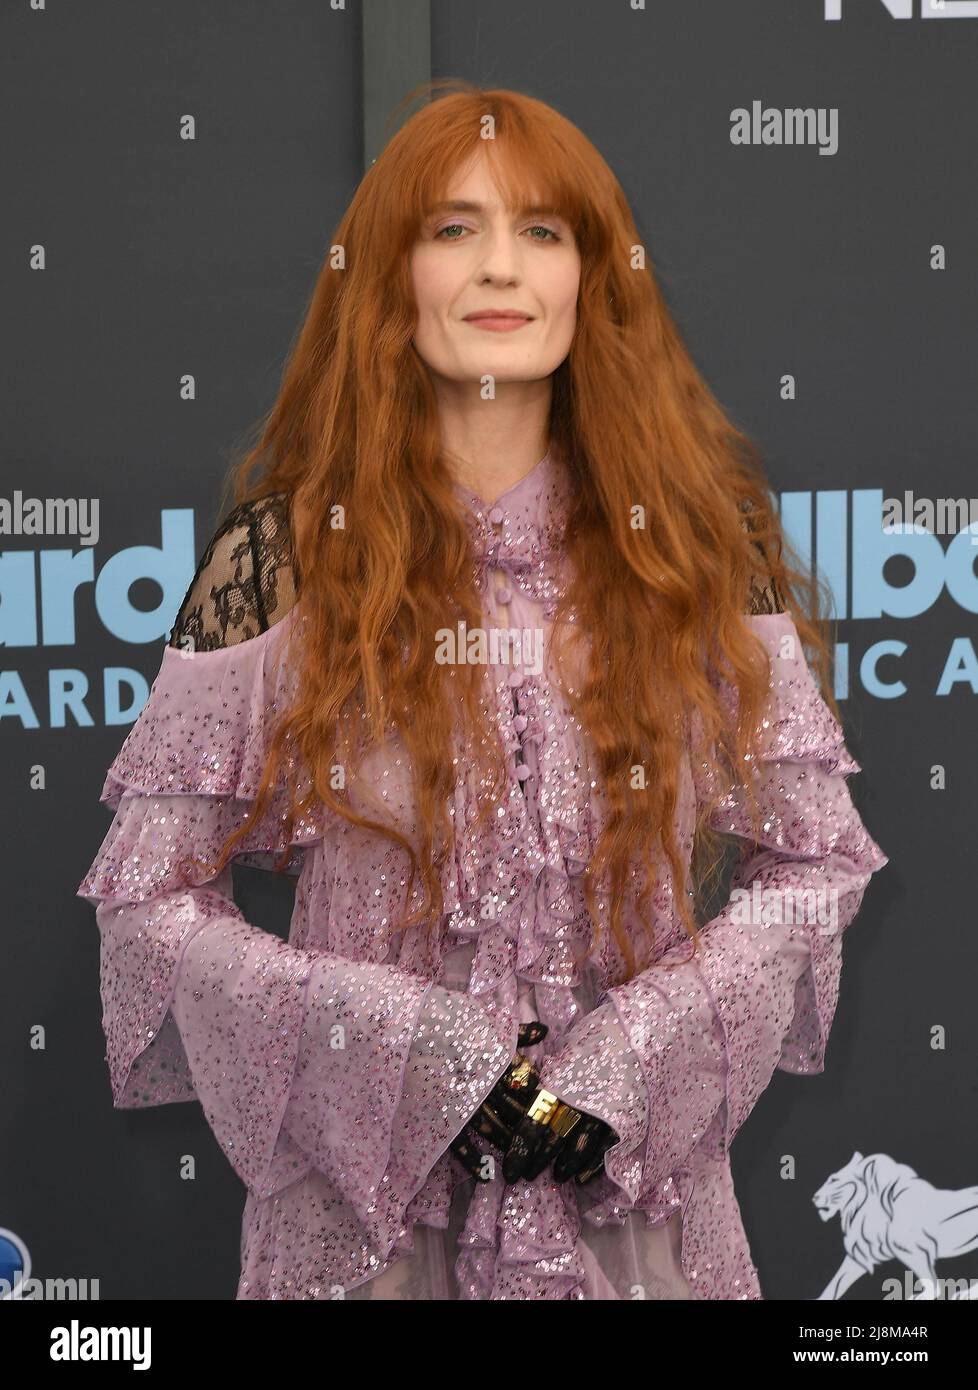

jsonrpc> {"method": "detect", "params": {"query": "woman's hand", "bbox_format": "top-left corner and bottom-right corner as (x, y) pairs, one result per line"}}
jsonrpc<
(449, 1022), (548, 1182)
(502, 1086), (620, 1185)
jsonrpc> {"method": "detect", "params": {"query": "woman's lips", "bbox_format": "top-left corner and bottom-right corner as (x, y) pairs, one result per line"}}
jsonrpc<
(462, 316), (533, 333)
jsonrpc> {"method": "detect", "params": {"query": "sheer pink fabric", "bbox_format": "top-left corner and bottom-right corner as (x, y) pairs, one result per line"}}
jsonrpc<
(77, 450), (888, 1298)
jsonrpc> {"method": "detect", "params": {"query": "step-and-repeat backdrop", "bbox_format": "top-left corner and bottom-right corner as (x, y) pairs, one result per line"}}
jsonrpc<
(3, 0), (975, 1301)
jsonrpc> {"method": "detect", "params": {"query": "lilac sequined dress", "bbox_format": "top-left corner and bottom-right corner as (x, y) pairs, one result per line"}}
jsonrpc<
(76, 449), (889, 1299)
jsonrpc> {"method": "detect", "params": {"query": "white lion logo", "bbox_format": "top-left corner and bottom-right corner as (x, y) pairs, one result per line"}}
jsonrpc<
(814, 1151), (978, 1300)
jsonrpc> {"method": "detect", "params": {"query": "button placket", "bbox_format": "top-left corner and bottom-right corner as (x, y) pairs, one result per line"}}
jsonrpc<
(485, 508), (532, 796)
(507, 668), (532, 784)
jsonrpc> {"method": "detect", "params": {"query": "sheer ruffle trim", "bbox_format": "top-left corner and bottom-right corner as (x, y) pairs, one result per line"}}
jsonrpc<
(79, 867), (517, 1266)
(707, 611), (860, 777)
(693, 611), (888, 1069)
(84, 612), (331, 898)
(279, 973), (517, 1259)
(99, 609), (312, 808)
(76, 791), (309, 906)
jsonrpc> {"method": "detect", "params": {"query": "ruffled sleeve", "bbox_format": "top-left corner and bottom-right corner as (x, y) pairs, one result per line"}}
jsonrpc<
(536, 611), (889, 1207)
(76, 542), (517, 1260)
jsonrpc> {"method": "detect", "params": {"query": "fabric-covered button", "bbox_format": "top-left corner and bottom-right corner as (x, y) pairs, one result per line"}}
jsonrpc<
(488, 506), (505, 525)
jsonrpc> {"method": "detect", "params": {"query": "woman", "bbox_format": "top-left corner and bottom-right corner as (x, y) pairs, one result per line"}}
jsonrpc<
(77, 81), (888, 1300)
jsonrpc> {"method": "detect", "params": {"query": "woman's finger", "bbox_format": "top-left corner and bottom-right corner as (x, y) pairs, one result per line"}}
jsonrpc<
(468, 1094), (516, 1151)
(574, 1156), (608, 1186)
(517, 1021), (548, 1048)
(488, 1084), (535, 1135)
(552, 1115), (612, 1183)
(502, 1112), (555, 1182)
(503, 1098), (581, 1183)
(449, 1126), (493, 1182)
(481, 1055), (541, 1135)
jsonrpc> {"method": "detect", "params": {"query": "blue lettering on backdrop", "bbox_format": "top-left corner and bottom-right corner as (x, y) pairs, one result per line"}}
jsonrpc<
(778, 488), (978, 701)
(779, 489), (978, 621)
(0, 510), (194, 727)
(0, 510), (195, 647)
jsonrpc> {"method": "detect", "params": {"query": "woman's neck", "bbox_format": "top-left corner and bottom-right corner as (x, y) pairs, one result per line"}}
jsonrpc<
(433, 381), (552, 506)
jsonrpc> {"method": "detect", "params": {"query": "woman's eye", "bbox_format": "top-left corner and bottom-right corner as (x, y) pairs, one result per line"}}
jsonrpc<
(433, 223), (562, 242)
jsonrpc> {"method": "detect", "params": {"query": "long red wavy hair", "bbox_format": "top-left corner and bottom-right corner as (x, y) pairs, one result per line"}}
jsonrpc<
(202, 80), (837, 984)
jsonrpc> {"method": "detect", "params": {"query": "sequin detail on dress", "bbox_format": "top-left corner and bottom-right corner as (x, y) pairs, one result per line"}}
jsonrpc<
(77, 451), (888, 1300)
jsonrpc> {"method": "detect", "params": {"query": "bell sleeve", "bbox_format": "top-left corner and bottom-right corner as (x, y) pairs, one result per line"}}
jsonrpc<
(536, 610), (890, 1207)
(75, 631), (518, 1258)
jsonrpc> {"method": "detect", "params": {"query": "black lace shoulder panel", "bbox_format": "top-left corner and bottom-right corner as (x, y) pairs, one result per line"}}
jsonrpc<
(167, 491), (297, 652)
(738, 497), (787, 616)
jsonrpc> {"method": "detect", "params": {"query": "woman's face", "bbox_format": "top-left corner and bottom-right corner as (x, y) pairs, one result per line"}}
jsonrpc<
(409, 148), (581, 387)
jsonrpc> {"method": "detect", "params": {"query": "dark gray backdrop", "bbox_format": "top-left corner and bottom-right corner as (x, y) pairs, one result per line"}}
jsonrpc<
(2, 0), (975, 1301)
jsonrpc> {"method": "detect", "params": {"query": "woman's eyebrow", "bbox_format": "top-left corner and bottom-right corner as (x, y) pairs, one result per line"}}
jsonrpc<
(427, 200), (560, 217)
